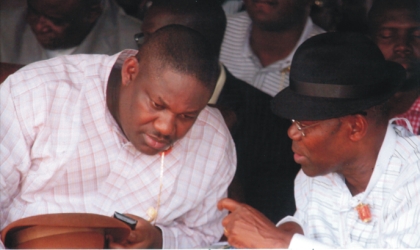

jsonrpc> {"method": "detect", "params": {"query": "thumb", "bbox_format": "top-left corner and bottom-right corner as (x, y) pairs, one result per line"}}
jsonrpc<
(217, 198), (241, 212)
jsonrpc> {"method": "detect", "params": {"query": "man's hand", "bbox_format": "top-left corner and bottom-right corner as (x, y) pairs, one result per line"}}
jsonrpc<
(108, 214), (163, 249)
(217, 198), (303, 248)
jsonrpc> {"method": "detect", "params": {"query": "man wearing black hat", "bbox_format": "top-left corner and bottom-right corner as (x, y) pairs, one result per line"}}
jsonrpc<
(217, 32), (420, 248)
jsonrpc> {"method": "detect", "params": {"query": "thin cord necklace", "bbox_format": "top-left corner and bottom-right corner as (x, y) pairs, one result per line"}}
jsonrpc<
(147, 147), (172, 225)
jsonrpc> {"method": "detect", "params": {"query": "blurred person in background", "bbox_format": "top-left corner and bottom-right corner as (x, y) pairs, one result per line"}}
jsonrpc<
(220, 0), (324, 97)
(369, 0), (420, 134)
(0, 0), (142, 65)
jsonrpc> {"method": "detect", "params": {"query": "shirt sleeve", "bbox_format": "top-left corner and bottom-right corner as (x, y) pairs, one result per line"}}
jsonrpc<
(157, 131), (236, 248)
(0, 80), (32, 230)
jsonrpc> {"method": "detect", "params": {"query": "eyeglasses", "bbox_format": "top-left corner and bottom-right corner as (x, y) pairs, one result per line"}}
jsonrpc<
(291, 113), (367, 137)
(134, 33), (144, 46)
(291, 119), (321, 137)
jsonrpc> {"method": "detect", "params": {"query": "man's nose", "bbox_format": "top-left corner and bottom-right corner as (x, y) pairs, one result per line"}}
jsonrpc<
(287, 123), (302, 140)
(154, 112), (176, 136)
(394, 34), (413, 55)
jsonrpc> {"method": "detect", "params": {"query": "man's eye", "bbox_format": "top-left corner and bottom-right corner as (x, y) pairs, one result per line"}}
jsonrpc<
(180, 114), (196, 120)
(152, 101), (164, 110)
(412, 29), (420, 38)
(377, 30), (394, 39)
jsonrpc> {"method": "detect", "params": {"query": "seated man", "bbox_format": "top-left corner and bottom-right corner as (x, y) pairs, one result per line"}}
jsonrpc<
(220, 0), (324, 97)
(141, 0), (300, 221)
(0, 25), (236, 248)
(368, 0), (420, 134)
(0, 0), (142, 65)
(218, 32), (420, 248)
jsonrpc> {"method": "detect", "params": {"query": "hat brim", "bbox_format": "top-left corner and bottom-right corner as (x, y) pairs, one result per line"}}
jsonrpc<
(1, 213), (131, 248)
(271, 61), (405, 121)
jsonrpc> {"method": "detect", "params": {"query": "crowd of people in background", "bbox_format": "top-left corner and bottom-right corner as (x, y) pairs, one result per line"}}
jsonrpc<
(0, 0), (419, 248)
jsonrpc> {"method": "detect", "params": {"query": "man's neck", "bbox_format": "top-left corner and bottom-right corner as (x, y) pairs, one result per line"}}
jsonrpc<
(343, 127), (387, 196)
(344, 165), (375, 196)
(249, 17), (307, 67)
(106, 68), (122, 128)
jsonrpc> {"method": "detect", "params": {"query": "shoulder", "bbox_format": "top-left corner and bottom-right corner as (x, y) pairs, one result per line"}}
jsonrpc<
(307, 18), (326, 38)
(183, 106), (233, 152)
(3, 53), (117, 97)
(225, 12), (250, 34)
(395, 138), (420, 177)
(178, 106), (236, 173)
(194, 106), (231, 137)
(393, 127), (420, 168)
(386, 128), (420, 192)
(226, 11), (251, 24)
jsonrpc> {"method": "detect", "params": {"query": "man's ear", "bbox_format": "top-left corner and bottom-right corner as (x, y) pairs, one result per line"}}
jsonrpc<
(347, 114), (368, 142)
(121, 57), (140, 86)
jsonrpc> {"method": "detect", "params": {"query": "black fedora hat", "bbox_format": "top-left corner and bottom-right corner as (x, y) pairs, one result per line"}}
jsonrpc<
(271, 32), (406, 121)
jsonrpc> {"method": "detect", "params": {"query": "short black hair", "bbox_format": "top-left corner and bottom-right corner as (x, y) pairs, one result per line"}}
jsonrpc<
(368, 0), (420, 33)
(137, 24), (220, 92)
(147, 0), (226, 56)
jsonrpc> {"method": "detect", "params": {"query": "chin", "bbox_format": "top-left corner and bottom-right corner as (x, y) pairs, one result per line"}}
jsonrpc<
(39, 41), (60, 50)
(301, 166), (326, 178)
(37, 37), (63, 50)
(135, 144), (160, 156)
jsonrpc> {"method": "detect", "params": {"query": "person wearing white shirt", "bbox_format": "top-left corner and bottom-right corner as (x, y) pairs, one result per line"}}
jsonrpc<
(218, 32), (420, 248)
(220, 0), (324, 97)
(0, 0), (142, 65)
(1, 25), (236, 249)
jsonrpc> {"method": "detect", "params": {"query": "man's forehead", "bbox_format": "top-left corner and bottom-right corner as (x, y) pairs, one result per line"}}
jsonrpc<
(377, 9), (420, 26)
(28, 0), (83, 17)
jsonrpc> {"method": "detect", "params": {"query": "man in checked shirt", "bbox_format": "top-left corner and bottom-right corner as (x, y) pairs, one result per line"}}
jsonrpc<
(0, 25), (236, 248)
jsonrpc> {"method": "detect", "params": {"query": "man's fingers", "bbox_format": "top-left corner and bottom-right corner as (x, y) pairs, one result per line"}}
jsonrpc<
(217, 198), (241, 212)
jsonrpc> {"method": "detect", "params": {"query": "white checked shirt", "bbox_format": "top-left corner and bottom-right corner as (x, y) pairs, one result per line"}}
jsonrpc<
(278, 125), (420, 248)
(220, 12), (324, 97)
(0, 50), (236, 248)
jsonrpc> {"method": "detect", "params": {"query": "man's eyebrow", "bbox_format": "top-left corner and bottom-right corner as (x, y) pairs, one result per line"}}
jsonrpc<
(156, 96), (201, 115)
(27, 2), (68, 23)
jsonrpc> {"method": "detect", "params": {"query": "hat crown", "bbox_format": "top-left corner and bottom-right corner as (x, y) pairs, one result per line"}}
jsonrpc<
(291, 32), (389, 90)
(271, 32), (406, 121)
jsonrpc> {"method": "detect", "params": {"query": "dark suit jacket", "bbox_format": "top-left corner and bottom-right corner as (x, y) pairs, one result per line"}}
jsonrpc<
(217, 67), (300, 222)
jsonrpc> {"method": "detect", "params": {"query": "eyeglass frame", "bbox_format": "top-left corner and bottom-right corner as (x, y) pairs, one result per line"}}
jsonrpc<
(291, 112), (367, 137)
(134, 32), (144, 46)
(291, 119), (321, 137)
